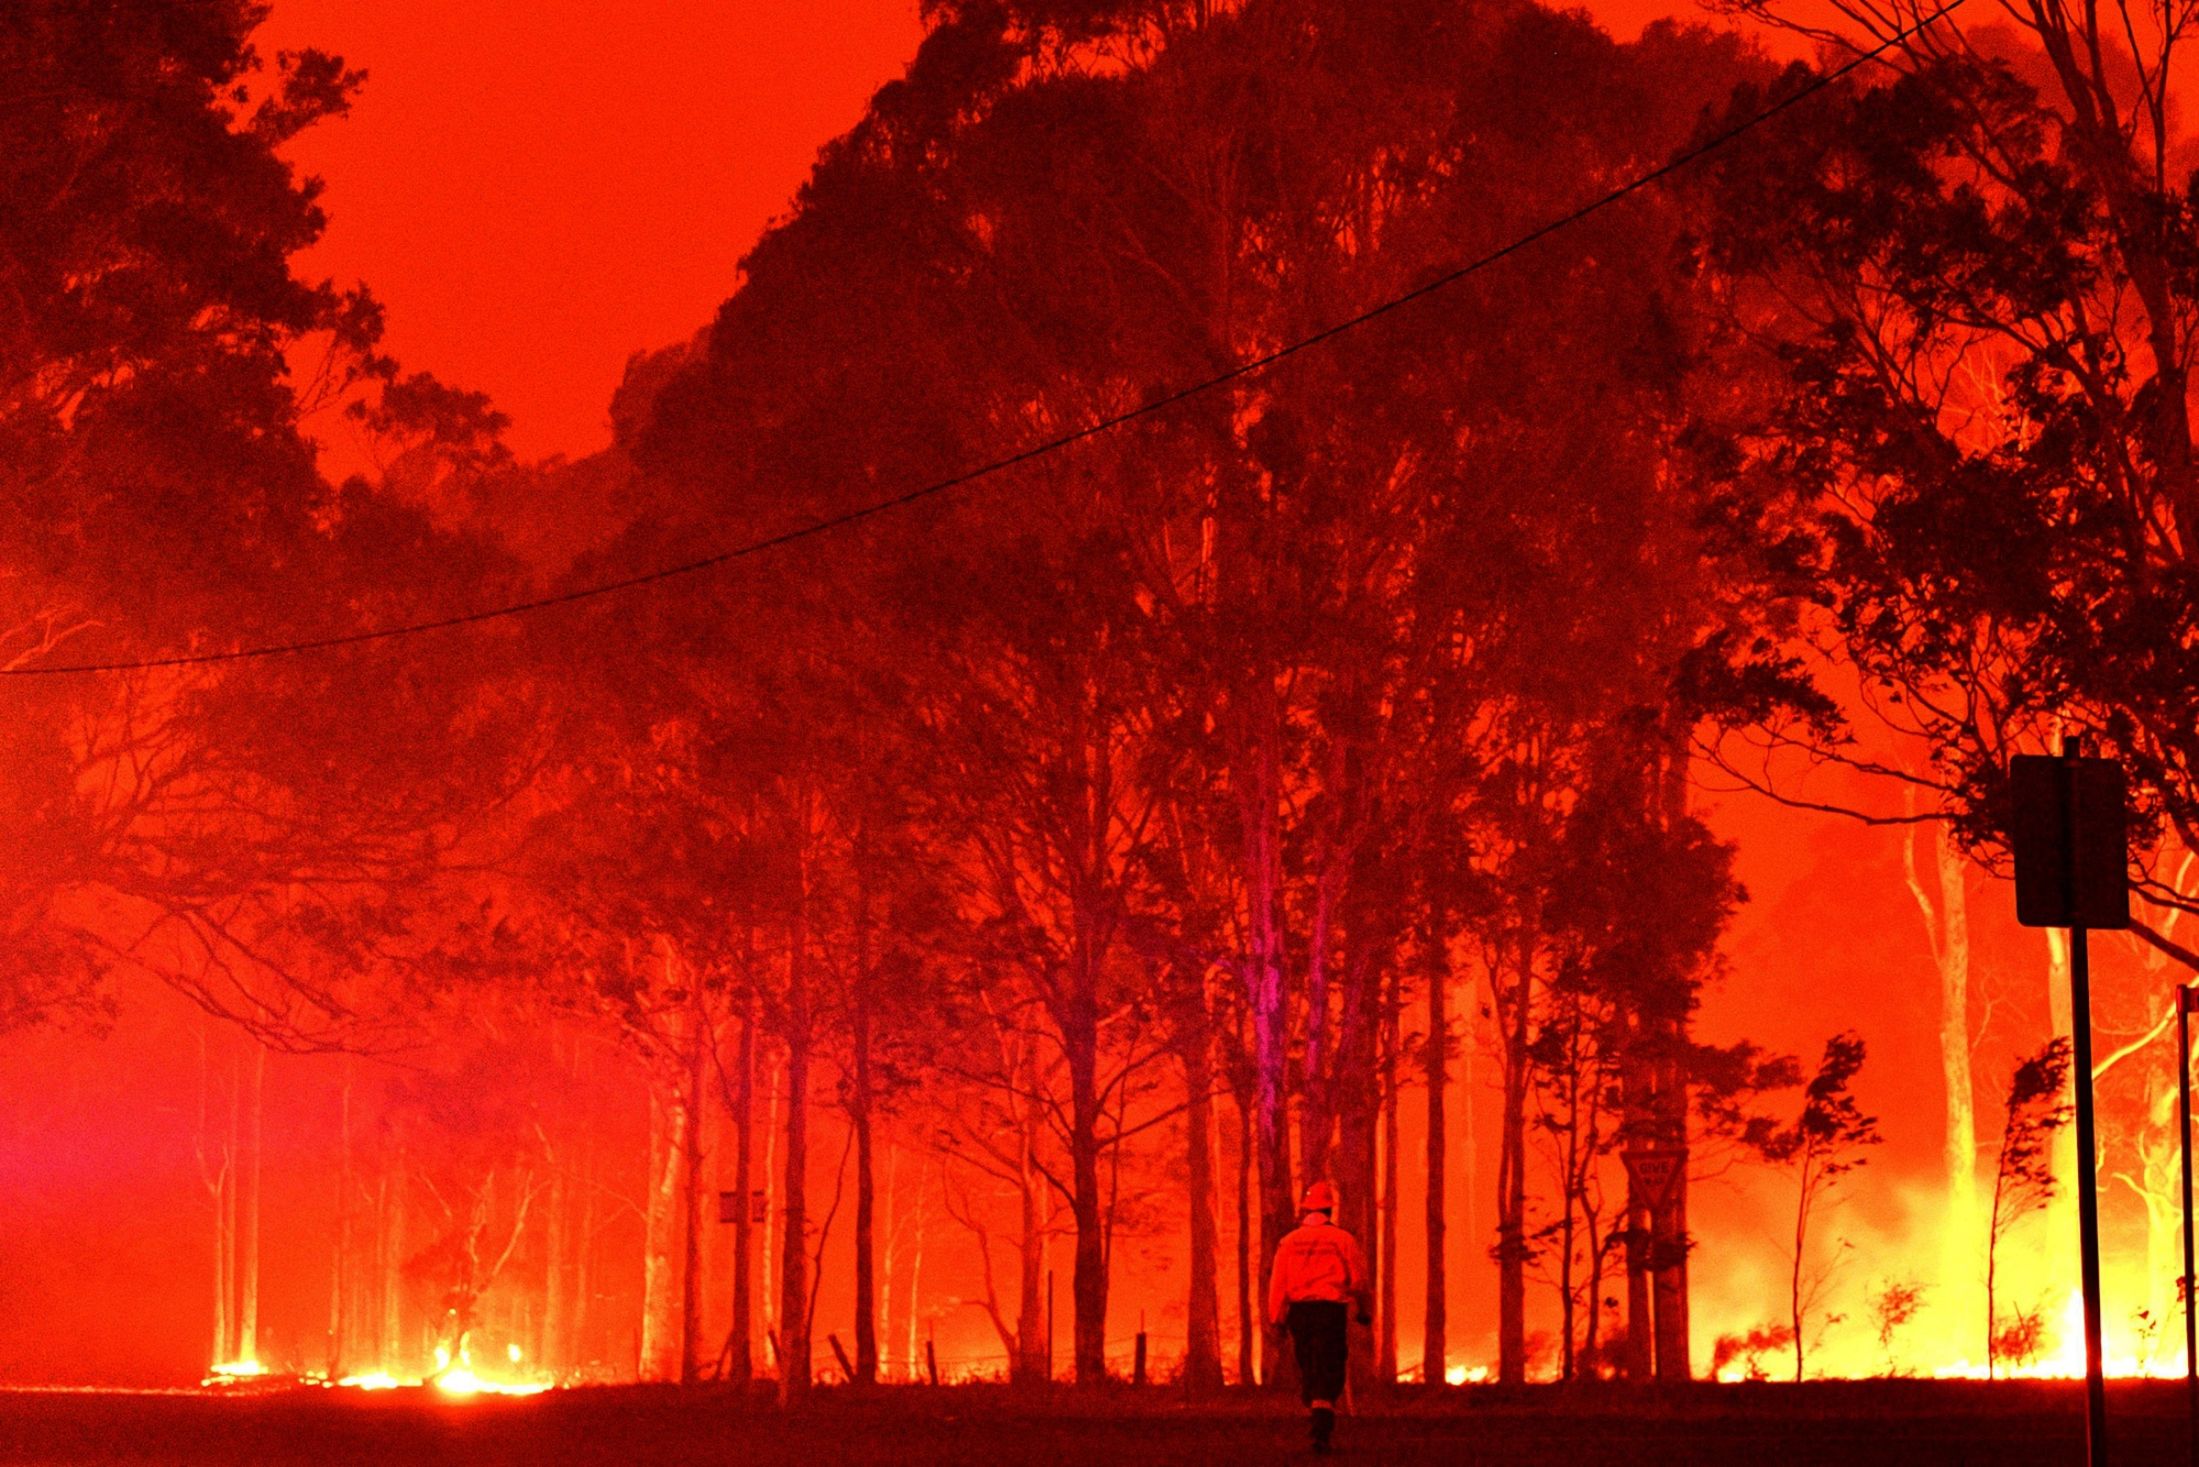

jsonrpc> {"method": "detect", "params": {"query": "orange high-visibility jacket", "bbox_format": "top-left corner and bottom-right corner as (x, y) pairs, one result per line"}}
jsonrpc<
(1266, 1216), (1369, 1326)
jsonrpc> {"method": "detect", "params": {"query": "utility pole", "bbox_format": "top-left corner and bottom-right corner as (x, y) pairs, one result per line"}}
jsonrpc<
(2178, 984), (2198, 1467)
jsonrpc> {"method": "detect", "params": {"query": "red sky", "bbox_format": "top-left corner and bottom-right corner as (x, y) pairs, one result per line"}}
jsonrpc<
(261, 0), (928, 464)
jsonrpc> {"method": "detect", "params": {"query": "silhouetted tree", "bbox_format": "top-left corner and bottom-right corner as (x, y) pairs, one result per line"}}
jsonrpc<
(1701, 27), (2199, 954)
(1987, 1039), (2073, 1376)
(1762, 1032), (1882, 1380)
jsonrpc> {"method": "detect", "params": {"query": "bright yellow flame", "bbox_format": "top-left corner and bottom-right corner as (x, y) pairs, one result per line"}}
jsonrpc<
(435, 1368), (482, 1397)
(406, 1342), (554, 1398)
(2053, 1289), (2091, 1377)
(1916, 1289), (2191, 1381)
(203, 1359), (268, 1385)
(335, 1372), (402, 1391)
(1444, 1363), (1489, 1385)
(434, 1367), (548, 1398)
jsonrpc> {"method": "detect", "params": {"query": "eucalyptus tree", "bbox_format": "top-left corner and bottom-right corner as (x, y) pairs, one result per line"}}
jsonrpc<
(1699, 9), (2199, 1331)
(633, 0), (1799, 1394)
(1700, 5), (2199, 953)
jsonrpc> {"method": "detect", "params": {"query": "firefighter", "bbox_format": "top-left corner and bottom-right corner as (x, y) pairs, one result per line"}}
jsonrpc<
(1266, 1180), (1370, 1455)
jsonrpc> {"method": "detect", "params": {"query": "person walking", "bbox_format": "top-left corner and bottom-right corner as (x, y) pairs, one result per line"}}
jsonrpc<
(1266, 1180), (1371, 1455)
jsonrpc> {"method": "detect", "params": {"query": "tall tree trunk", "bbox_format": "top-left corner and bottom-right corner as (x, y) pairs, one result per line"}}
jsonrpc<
(1904, 803), (1980, 1327)
(2044, 927), (2079, 1300)
(572, 1127), (596, 1373)
(1791, 1152), (1814, 1381)
(639, 1081), (685, 1381)
(1234, 1083), (1256, 1385)
(1623, 1178), (1653, 1379)
(1334, 954), (1380, 1396)
(852, 1032), (878, 1386)
(905, 1199), (926, 1381)
(197, 1033), (232, 1370)
(1495, 932), (1533, 1384)
(1182, 1012), (1225, 1392)
(1651, 1045), (1691, 1383)
(1378, 978), (1400, 1388)
(1557, 1051), (1582, 1383)
(541, 1031), (573, 1377)
(329, 1059), (353, 1377)
(541, 1161), (569, 1376)
(239, 1044), (265, 1366)
(852, 865), (879, 1386)
(1582, 1176), (1610, 1378)
(381, 1147), (408, 1369)
(1241, 696), (1297, 1326)
(761, 1048), (782, 1366)
(1067, 986), (1108, 1385)
(680, 990), (710, 1385)
(1651, 744), (1693, 1383)
(1300, 877), (1341, 1189)
(2135, 933), (2187, 1347)
(1015, 1071), (1047, 1384)
(217, 1146), (235, 1367)
(776, 1022), (810, 1400)
(880, 1147), (899, 1381)
(1422, 921), (1448, 1385)
(729, 987), (756, 1388)
(778, 878), (814, 1404)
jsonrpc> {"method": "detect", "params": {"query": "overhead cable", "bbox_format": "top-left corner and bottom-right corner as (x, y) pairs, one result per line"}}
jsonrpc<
(2, 1), (1964, 678)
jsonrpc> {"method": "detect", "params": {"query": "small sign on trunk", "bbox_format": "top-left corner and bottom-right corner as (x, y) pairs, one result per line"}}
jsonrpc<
(1621, 1149), (1685, 1213)
(718, 1189), (768, 1225)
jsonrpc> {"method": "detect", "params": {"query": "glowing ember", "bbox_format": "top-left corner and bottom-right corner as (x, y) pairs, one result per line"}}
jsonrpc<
(412, 1342), (554, 1397)
(334, 1372), (403, 1391)
(434, 1367), (550, 1398)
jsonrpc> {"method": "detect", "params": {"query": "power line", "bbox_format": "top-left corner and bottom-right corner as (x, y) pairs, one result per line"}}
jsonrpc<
(3, 1), (1964, 678)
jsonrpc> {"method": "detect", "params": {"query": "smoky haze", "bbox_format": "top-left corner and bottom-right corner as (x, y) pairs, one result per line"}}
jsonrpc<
(1, 0), (2192, 1409)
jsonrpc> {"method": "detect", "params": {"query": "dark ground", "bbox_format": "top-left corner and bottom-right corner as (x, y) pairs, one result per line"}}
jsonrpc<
(1, 1379), (2189, 1465)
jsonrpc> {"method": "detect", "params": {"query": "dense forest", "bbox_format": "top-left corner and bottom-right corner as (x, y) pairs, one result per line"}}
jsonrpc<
(8, 0), (2199, 1395)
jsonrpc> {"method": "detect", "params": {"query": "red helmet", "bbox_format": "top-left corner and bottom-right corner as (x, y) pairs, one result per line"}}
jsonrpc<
(1301, 1180), (1338, 1213)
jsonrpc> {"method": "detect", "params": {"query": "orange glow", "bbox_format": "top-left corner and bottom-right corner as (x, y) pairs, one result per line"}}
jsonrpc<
(6, 0), (2194, 1405)
(333, 1372), (403, 1391)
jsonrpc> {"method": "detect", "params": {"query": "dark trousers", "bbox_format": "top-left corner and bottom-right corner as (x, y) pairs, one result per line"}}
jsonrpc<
(1285, 1300), (1349, 1406)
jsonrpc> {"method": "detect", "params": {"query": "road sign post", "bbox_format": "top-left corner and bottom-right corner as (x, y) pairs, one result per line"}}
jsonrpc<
(2071, 889), (2110, 1467)
(1621, 1145), (1688, 1383)
(2012, 741), (2129, 1467)
(1621, 1149), (1686, 1217)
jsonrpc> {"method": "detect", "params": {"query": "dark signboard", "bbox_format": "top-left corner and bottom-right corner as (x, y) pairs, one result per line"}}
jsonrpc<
(2011, 754), (2130, 931)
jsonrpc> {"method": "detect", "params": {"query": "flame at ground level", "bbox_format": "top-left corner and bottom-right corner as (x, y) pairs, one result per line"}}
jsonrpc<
(1924, 1291), (2191, 1382)
(1695, 1290), (2195, 1384)
(203, 1343), (551, 1398)
(334, 1372), (403, 1391)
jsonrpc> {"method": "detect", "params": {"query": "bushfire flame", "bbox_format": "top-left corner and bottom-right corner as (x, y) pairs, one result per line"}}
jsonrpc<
(206, 1344), (550, 1397)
